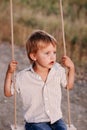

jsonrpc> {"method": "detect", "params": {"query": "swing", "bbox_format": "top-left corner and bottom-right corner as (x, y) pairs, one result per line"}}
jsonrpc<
(59, 0), (77, 130)
(10, 0), (24, 129)
(9, 0), (77, 130)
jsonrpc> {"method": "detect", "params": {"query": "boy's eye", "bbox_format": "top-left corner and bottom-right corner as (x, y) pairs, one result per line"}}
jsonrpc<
(45, 52), (49, 55)
(54, 51), (56, 54)
(45, 51), (56, 55)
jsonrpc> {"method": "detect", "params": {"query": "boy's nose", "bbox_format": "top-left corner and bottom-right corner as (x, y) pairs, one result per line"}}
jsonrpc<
(50, 54), (56, 60)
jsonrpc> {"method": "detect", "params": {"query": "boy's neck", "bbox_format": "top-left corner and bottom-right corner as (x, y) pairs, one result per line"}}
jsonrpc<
(33, 64), (50, 82)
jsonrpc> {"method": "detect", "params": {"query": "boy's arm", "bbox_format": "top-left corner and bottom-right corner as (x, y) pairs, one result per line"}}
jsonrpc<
(4, 61), (17, 97)
(66, 65), (75, 90)
(62, 56), (75, 90)
(4, 70), (13, 97)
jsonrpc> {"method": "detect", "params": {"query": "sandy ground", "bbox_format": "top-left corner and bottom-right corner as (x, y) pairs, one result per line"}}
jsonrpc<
(0, 43), (87, 130)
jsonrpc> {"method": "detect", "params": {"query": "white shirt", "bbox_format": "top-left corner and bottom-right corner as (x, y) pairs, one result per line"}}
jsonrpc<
(11, 62), (67, 124)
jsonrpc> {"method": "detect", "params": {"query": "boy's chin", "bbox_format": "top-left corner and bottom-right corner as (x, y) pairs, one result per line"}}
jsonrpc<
(48, 64), (54, 69)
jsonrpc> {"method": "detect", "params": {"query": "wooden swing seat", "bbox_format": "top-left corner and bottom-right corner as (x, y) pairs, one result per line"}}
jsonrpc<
(67, 124), (77, 130)
(11, 124), (25, 130)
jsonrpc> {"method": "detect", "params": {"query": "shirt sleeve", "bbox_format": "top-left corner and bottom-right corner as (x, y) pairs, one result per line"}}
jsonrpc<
(60, 67), (67, 88)
(11, 73), (20, 95)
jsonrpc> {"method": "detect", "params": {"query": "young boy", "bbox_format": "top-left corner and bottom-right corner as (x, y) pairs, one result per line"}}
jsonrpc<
(4, 30), (75, 130)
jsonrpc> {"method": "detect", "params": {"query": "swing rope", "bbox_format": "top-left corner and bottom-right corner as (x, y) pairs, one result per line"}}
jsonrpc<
(10, 0), (71, 128)
(59, 0), (71, 127)
(10, 0), (17, 128)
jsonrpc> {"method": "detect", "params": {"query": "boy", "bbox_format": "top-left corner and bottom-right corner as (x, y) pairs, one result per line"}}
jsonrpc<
(4, 30), (75, 130)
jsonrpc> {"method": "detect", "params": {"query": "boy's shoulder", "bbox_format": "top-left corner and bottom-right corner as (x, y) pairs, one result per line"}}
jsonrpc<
(54, 62), (65, 70)
(53, 63), (66, 76)
(16, 65), (31, 77)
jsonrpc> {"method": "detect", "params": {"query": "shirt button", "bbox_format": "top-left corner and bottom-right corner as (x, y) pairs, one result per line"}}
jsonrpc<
(47, 110), (50, 113)
(45, 97), (48, 101)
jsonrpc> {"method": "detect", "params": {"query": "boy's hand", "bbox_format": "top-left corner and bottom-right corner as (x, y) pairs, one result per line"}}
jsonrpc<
(61, 56), (74, 69)
(8, 60), (18, 73)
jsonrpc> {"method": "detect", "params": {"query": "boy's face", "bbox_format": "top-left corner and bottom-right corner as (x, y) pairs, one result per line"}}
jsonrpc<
(32, 42), (56, 69)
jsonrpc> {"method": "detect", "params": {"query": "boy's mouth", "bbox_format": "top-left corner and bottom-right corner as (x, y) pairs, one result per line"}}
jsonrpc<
(49, 61), (55, 65)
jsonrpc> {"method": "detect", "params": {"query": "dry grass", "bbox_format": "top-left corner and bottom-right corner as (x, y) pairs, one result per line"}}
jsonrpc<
(0, 0), (87, 66)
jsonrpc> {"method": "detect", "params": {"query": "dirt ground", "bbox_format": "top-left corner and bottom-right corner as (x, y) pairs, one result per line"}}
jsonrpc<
(0, 43), (87, 130)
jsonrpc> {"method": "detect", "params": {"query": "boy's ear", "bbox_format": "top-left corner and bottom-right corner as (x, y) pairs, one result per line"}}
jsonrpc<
(30, 53), (36, 61)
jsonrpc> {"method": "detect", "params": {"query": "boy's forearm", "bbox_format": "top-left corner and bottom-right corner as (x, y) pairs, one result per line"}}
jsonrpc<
(4, 70), (13, 97)
(67, 65), (75, 90)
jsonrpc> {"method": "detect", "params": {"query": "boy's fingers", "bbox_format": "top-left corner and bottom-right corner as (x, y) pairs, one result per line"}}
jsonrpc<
(10, 61), (18, 66)
(12, 60), (18, 64)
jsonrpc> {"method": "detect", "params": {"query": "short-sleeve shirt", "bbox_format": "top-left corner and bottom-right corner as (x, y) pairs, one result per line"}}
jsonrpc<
(11, 62), (67, 124)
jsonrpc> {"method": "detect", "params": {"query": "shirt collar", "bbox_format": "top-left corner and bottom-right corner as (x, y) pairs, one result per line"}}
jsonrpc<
(26, 62), (59, 72)
(25, 62), (60, 82)
(26, 64), (35, 73)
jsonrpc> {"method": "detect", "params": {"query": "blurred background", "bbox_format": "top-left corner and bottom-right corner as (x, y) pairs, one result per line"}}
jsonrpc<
(0, 0), (87, 130)
(0, 0), (87, 66)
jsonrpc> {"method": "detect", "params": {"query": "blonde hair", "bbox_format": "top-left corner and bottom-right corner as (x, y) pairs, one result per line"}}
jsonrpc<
(26, 30), (57, 63)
